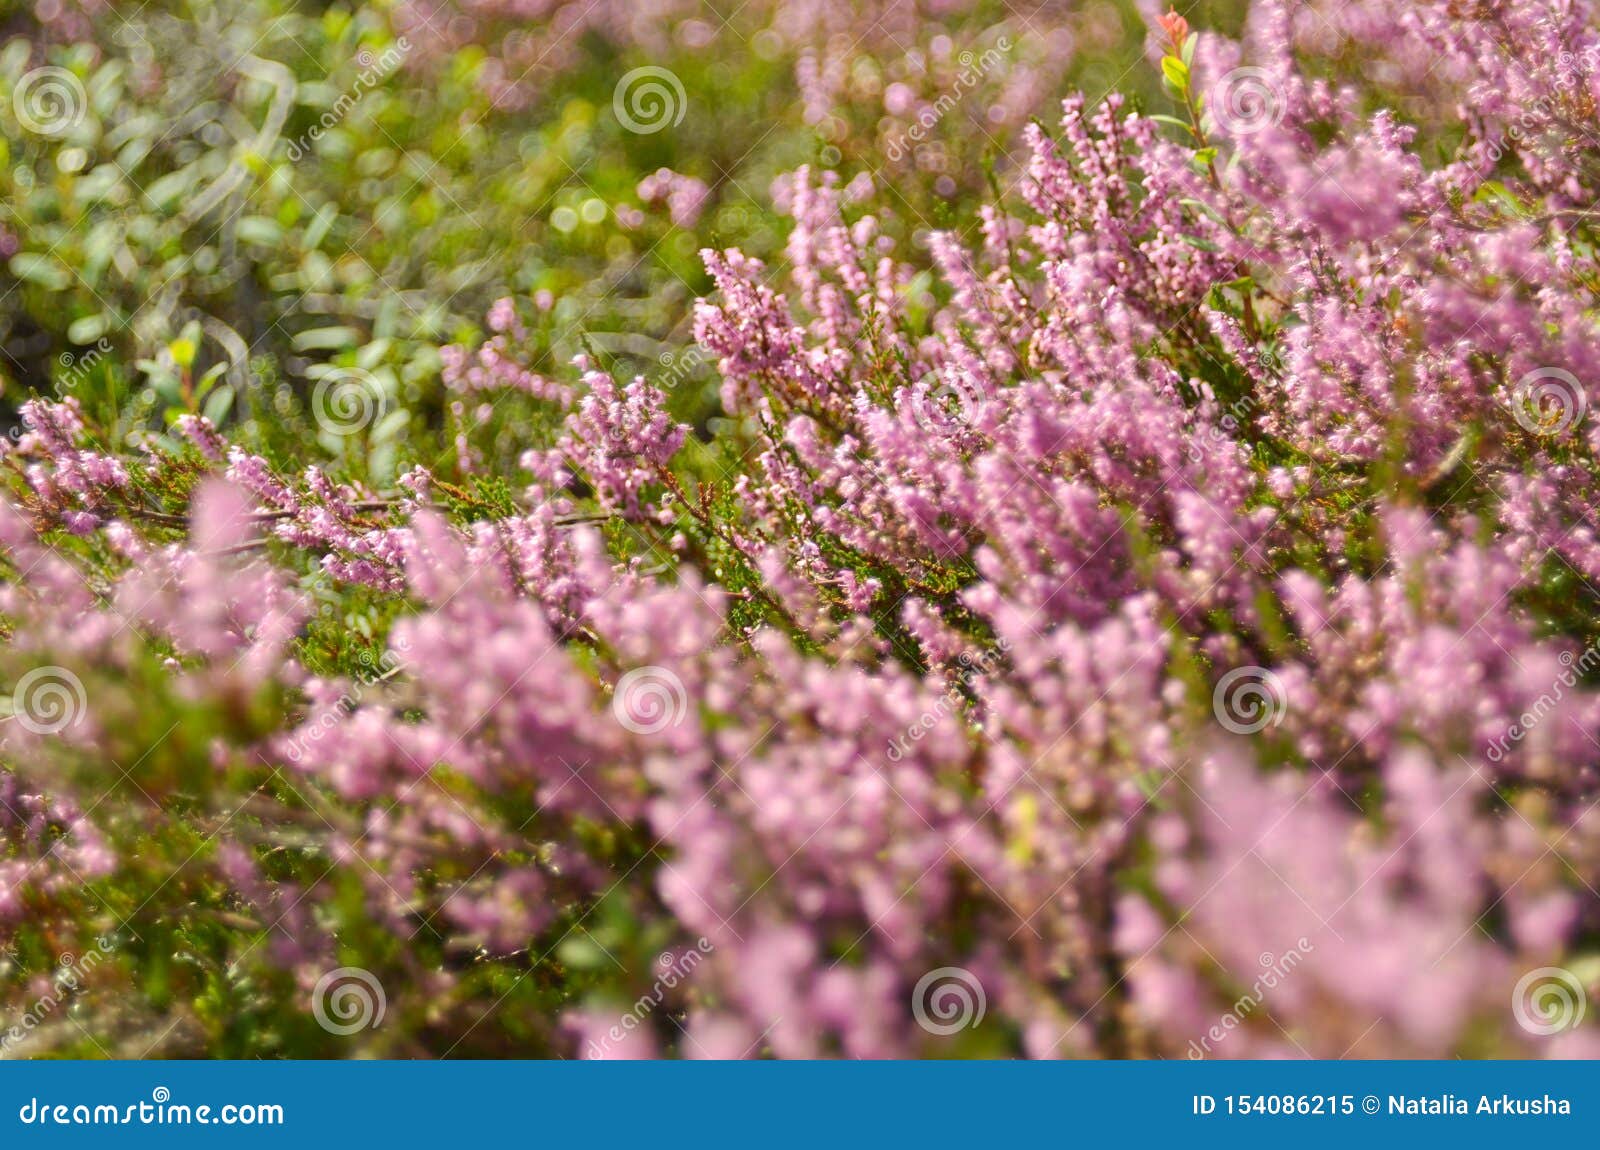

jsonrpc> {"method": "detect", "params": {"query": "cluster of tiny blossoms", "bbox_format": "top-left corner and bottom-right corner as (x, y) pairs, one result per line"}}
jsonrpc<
(4, 0), (1600, 1057)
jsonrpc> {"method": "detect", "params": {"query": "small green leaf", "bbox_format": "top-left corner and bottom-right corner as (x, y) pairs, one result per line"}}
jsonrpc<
(202, 384), (234, 424)
(67, 313), (110, 344)
(10, 252), (74, 290)
(1149, 114), (1196, 135)
(1161, 56), (1190, 94)
(292, 326), (361, 351)
(235, 215), (284, 246)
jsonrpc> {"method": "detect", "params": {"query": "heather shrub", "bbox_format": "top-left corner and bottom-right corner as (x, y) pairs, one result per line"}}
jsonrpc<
(2, 0), (1600, 1059)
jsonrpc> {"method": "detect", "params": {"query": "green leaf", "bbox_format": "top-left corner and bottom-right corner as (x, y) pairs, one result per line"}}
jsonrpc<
(235, 215), (284, 246)
(67, 313), (110, 344)
(1148, 114), (1196, 135)
(292, 326), (362, 351)
(202, 384), (234, 425)
(1161, 56), (1190, 94)
(9, 252), (74, 290)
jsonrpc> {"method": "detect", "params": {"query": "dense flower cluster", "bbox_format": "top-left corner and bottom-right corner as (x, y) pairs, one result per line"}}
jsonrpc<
(4, 0), (1600, 1058)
